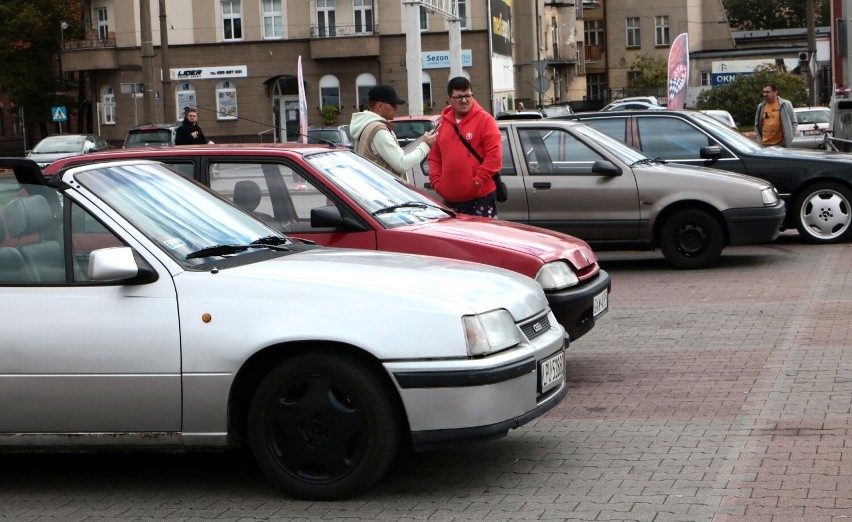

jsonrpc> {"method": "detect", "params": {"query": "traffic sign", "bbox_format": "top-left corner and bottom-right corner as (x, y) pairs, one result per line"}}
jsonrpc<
(51, 106), (68, 122)
(532, 76), (551, 93)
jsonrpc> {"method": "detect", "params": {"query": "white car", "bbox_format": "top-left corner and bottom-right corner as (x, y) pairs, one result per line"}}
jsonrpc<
(0, 158), (567, 500)
(700, 110), (737, 128)
(792, 106), (831, 149)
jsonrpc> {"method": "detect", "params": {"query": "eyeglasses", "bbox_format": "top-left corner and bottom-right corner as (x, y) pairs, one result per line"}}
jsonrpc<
(762, 90), (773, 94)
(450, 94), (474, 101)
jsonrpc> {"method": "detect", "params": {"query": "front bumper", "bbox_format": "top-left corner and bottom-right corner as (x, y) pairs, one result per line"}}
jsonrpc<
(546, 269), (611, 342)
(723, 200), (786, 245)
(385, 318), (567, 452)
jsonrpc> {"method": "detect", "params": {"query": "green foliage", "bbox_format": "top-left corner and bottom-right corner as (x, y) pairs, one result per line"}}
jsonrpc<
(0, 0), (81, 130)
(321, 105), (339, 125)
(628, 54), (667, 93)
(723, 0), (830, 30)
(694, 65), (807, 128)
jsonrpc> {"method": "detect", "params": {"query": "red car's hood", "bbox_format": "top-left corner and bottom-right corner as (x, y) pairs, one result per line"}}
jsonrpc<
(402, 215), (598, 272)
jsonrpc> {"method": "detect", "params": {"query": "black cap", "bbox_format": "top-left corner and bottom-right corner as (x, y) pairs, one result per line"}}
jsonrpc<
(368, 85), (406, 105)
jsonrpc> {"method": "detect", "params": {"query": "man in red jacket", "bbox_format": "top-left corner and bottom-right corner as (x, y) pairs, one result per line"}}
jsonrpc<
(428, 77), (502, 218)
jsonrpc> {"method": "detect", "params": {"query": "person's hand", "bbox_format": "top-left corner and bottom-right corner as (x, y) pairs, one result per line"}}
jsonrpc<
(422, 129), (438, 146)
(191, 131), (198, 138)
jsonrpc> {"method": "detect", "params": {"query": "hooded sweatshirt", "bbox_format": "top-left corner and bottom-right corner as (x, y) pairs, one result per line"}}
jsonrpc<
(427, 98), (502, 203)
(349, 110), (430, 178)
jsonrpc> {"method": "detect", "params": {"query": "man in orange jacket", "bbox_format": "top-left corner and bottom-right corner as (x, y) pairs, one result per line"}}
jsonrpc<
(428, 77), (502, 218)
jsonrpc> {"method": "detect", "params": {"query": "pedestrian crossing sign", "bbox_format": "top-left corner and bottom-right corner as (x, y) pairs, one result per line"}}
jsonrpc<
(52, 106), (68, 122)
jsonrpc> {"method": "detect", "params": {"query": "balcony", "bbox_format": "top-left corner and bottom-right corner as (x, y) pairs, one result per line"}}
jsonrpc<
(584, 45), (605, 62)
(61, 38), (118, 72)
(309, 25), (380, 59)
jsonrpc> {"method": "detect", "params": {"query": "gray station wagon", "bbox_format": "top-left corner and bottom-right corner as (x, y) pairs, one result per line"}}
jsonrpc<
(406, 119), (785, 269)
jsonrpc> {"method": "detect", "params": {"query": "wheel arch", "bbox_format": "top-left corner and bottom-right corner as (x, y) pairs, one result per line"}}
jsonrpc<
(651, 200), (729, 248)
(226, 341), (410, 449)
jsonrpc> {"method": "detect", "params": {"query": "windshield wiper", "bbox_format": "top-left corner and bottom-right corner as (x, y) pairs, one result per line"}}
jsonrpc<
(629, 158), (657, 167)
(186, 239), (290, 260)
(372, 201), (430, 216)
(251, 235), (292, 246)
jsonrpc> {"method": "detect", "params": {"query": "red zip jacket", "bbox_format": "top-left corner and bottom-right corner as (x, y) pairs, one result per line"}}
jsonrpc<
(428, 99), (502, 203)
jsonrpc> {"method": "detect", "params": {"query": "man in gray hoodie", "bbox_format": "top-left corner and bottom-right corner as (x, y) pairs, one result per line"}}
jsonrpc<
(349, 85), (436, 180)
(754, 83), (797, 147)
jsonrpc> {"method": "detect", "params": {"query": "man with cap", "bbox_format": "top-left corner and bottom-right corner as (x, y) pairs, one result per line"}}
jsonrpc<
(349, 84), (437, 180)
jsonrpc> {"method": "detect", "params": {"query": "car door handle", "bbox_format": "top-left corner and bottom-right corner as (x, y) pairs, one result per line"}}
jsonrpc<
(532, 182), (551, 189)
(424, 182), (433, 189)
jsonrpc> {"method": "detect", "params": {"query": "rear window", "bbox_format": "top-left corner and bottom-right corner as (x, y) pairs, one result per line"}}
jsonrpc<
(393, 120), (437, 140)
(124, 129), (173, 148)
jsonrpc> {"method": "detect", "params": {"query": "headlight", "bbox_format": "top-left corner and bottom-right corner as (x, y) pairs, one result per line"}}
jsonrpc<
(535, 261), (579, 291)
(761, 186), (779, 205)
(463, 309), (520, 356)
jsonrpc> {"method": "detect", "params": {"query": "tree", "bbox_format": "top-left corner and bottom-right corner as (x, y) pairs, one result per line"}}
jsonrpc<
(723, 0), (830, 30)
(627, 54), (667, 96)
(0, 0), (81, 137)
(694, 65), (807, 128)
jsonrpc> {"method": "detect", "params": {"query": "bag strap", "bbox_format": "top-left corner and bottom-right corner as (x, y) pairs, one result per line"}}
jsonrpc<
(452, 124), (483, 164)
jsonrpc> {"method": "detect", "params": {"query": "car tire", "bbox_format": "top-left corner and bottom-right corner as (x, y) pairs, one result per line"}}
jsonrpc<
(793, 182), (852, 243)
(659, 208), (724, 269)
(247, 351), (401, 500)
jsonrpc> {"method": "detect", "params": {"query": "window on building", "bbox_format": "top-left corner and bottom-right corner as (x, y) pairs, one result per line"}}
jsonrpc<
(420, 6), (429, 31)
(355, 73), (376, 111)
(354, 0), (373, 34)
(626, 17), (640, 48)
(320, 75), (341, 110)
(216, 81), (238, 120)
(551, 17), (559, 58)
(176, 82), (197, 121)
(586, 73), (606, 100)
(422, 72), (433, 112)
(700, 71), (711, 86)
(627, 71), (640, 86)
(317, 0), (336, 37)
(96, 7), (109, 39)
(454, 0), (468, 29)
(102, 86), (116, 125)
(13, 108), (23, 136)
(222, 0), (242, 41)
(585, 20), (604, 47)
(262, 0), (283, 39)
(655, 15), (669, 46)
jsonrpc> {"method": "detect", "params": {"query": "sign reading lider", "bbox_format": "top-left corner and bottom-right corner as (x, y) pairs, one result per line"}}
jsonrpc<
(422, 50), (473, 70)
(170, 66), (248, 80)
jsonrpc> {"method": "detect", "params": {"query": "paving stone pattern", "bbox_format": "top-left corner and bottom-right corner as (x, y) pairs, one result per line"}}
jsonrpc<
(1, 235), (851, 521)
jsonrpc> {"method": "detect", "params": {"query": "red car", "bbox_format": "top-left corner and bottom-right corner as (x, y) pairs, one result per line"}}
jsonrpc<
(46, 144), (610, 341)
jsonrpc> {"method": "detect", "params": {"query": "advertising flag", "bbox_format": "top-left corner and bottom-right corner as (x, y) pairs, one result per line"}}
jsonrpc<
(667, 33), (689, 110)
(297, 55), (308, 143)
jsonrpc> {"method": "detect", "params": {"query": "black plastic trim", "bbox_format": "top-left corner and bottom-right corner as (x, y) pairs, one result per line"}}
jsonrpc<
(393, 357), (536, 389)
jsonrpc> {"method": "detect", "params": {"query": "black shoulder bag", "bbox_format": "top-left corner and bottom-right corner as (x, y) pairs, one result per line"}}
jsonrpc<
(451, 125), (508, 202)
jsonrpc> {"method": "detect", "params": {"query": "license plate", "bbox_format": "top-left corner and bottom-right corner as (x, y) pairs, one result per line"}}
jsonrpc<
(539, 350), (565, 392)
(803, 129), (824, 136)
(593, 289), (608, 317)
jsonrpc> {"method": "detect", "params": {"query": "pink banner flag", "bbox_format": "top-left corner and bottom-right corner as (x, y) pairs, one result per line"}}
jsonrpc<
(667, 33), (689, 110)
(297, 56), (308, 143)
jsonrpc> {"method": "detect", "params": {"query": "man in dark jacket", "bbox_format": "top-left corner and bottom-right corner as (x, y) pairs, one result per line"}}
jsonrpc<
(175, 108), (211, 145)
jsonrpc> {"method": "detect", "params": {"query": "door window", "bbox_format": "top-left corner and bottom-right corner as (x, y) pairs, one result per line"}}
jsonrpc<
(517, 127), (605, 176)
(636, 117), (713, 160)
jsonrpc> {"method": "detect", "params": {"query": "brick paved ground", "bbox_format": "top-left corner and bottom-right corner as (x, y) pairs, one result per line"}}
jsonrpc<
(1, 234), (851, 521)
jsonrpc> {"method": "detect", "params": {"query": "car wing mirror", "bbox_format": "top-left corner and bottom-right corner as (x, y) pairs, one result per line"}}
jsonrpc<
(591, 160), (622, 176)
(310, 205), (368, 231)
(88, 247), (158, 283)
(700, 145), (722, 165)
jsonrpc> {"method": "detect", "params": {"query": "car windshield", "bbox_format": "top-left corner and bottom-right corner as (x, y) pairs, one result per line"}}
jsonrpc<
(126, 129), (172, 146)
(796, 109), (830, 125)
(73, 162), (286, 269)
(307, 130), (344, 144)
(32, 136), (85, 154)
(570, 123), (649, 164)
(689, 112), (763, 153)
(304, 150), (449, 227)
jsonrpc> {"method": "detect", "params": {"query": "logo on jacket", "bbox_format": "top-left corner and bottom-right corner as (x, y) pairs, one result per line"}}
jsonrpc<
(465, 132), (473, 140)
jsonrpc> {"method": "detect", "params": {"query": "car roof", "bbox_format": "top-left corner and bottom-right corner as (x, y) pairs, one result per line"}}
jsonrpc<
(392, 115), (441, 122)
(793, 106), (830, 111)
(127, 123), (180, 130)
(44, 143), (345, 173)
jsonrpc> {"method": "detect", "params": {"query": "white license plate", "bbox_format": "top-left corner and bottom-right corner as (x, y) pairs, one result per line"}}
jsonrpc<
(803, 129), (823, 136)
(593, 289), (608, 317)
(539, 350), (565, 392)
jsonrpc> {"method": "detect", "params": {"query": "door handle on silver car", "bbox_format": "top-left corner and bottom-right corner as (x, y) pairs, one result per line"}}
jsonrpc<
(532, 182), (551, 189)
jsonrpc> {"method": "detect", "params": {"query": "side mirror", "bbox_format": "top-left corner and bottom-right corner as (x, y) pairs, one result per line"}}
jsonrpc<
(88, 247), (157, 283)
(700, 145), (722, 165)
(310, 205), (369, 231)
(591, 160), (622, 176)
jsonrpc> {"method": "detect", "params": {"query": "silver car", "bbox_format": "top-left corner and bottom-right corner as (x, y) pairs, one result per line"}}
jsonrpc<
(407, 120), (785, 269)
(0, 157), (566, 500)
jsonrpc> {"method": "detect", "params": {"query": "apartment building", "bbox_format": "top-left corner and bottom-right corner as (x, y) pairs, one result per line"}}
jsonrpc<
(61, 1), (491, 144)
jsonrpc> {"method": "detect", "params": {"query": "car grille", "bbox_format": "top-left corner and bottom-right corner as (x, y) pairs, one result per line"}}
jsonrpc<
(520, 312), (552, 341)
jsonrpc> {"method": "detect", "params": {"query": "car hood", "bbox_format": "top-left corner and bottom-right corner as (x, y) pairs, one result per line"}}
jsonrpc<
(399, 215), (598, 272)
(747, 146), (852, 164)
(184, 248), (548, 319)
(642, 160), (772, 187)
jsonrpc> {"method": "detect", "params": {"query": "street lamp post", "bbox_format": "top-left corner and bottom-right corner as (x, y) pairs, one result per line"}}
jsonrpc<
(59, 21), (69, 78)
